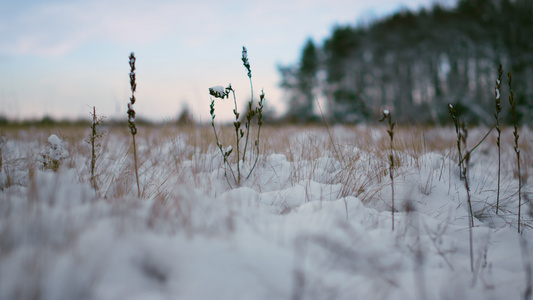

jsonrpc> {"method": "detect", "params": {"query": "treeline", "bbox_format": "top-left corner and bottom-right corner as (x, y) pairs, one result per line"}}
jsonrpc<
(279, 0), (533, 125)
(0, 115), (158, 128)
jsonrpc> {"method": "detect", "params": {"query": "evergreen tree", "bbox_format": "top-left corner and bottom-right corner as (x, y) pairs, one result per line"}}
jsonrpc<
(279, 0), (533, 125)
(282, 38), (319, 123)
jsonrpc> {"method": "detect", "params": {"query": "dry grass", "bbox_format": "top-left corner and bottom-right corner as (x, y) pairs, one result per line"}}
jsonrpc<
(1, 123), (530, 212)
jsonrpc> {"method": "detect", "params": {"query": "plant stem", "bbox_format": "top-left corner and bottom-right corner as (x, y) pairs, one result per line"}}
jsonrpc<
(390, 138), (395, 231)
(379, 110), (395, 231)
(133, 134), (140, 197)
(91, 107), (96, 181)
(127, 52), (140, 197)
(496, 138), (501, 214)
(448, 104), (464, 179)
(232, 89), (241, 185)
(458, 126), (493, 166)
(508, 71), (522, 233)
(516, 155), (521, 233)
(90, 106), (97, 190)
(495, 64), (503, 214)
(247, 90), (265, 180)
(242, 76), (254, 163)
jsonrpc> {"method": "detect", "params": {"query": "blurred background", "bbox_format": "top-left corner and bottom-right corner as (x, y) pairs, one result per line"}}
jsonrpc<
(0, 0), (531, 126)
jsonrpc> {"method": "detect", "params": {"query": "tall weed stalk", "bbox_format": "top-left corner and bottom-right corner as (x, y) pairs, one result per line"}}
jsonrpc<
(209, 47), (265, 187)
(494, 64), (503, 214)
(127, 52), (140, 197)
(87, 106), (105, 192)
(508, 71), (523, 233)
(448, 104), (464, 179)
(380, 109), (396, 231)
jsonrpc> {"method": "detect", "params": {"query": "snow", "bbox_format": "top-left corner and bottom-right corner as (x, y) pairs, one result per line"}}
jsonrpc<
(496, 87), (501, 100)
(0, 126), (531, 300)
(44, 134), (67, 162)
(209, 86), (226, 98)
(48, 134), (61, 146)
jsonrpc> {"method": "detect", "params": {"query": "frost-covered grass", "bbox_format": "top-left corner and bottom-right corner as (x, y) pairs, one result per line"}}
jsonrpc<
(0, 124), (532, 300)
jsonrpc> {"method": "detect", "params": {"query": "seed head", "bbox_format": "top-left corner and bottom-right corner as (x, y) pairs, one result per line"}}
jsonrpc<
(242, 46), (252, 78)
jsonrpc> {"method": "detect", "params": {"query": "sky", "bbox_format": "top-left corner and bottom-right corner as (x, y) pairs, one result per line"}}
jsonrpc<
(0, 0), (453, 123)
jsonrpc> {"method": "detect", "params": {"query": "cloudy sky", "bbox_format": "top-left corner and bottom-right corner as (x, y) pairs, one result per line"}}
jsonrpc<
(0, 0), (452, 122)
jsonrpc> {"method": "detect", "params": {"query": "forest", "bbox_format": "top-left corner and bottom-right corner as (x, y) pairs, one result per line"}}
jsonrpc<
(280, 0), (533, 125)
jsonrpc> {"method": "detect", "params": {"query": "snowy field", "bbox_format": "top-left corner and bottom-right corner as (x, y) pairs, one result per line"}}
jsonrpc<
(0, 124), (532, 300)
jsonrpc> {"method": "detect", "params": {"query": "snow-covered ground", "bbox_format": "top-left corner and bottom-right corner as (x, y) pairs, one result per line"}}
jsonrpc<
(0, 125), (531, 300)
